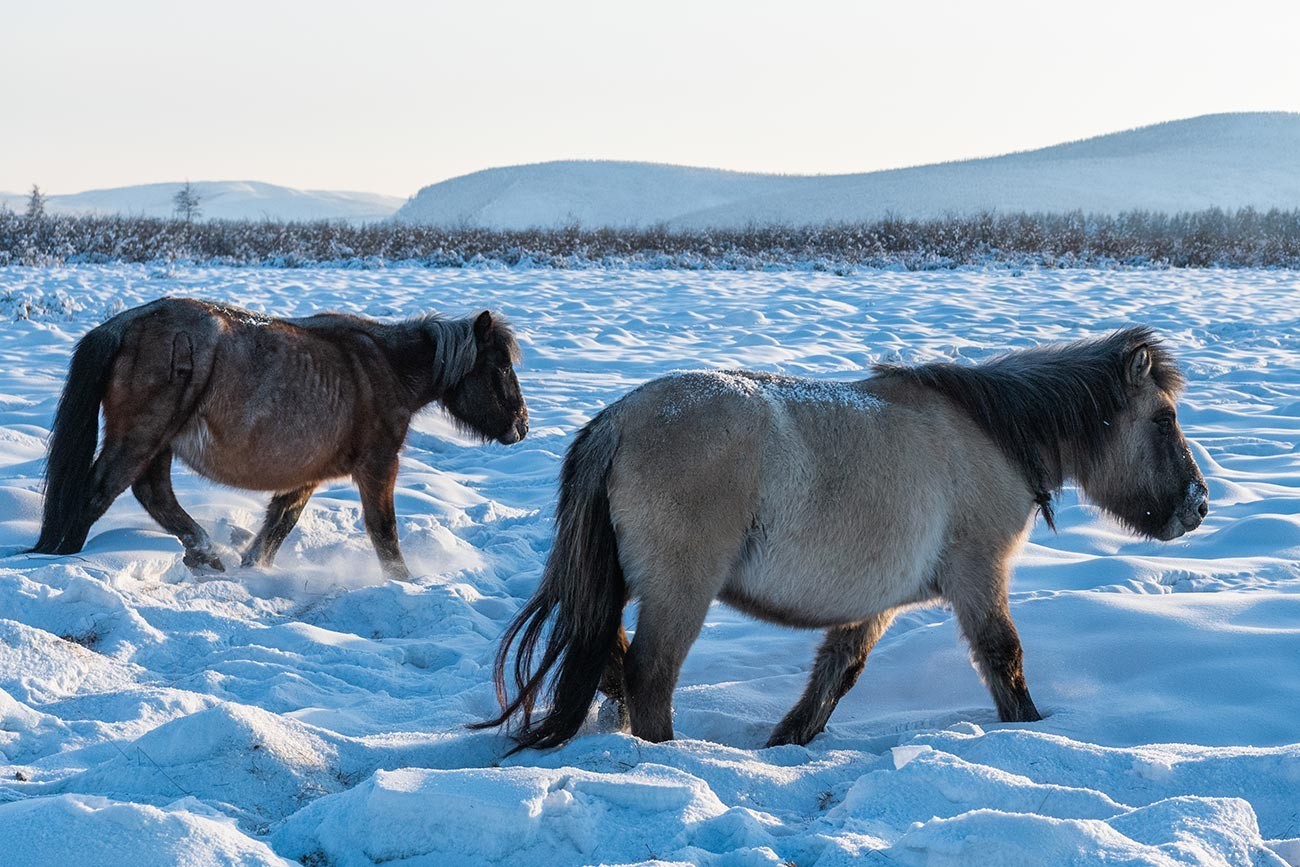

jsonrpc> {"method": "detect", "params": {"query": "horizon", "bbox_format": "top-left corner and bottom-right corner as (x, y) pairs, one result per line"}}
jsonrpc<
(7, 0), (1300, 197)
(6, 110), (1299, 200)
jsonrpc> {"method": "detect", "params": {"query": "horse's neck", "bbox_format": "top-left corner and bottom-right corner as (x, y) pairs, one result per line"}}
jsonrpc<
(359, 323), (427, 408)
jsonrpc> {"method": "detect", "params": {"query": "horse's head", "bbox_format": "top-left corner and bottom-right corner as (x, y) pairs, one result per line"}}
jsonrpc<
(443, 311), (528, 445)
(1081, 340), (1207, 541)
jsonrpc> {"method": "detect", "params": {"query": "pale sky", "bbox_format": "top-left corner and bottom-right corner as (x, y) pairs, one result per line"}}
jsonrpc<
(4, 0), (1299, 197)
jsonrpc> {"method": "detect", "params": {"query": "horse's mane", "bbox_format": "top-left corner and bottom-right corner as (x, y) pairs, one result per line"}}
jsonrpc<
(874, 326), (1184, 528)
(418, 313), (522, 393)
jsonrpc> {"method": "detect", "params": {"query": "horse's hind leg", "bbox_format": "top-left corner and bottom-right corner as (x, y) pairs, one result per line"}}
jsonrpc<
(63, 399), (190, 551)
(947, 566), (1042, 723)
(599, 624), (629, 702)
(241, 483), (316, 568)
(596, 624), (630, 730)
(64, 330), (207, 552)
(624, 593), (713, 743)
(132, 448), (223, 571)
(355, 455), (410, 580)
(766, 611), (896, 747)
(64, 433), (173, 551)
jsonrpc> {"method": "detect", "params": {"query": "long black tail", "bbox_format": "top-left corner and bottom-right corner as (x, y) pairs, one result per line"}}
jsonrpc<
(471, 410), (626, 752)
(31, 324), (122, 554)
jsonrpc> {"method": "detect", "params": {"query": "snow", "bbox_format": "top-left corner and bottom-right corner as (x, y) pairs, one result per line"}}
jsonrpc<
(395, 113), (1300, 229)
(0, 264), (1299, 865)
(0, 181), (404, 223)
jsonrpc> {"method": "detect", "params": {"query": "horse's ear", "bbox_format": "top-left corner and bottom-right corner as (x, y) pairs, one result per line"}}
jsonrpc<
(1126, 345), (1153, 386)
(473, 311), (493, 343)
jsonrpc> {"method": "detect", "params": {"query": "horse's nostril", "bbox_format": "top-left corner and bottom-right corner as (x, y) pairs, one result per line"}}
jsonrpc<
(1197, 500), (1208, 518)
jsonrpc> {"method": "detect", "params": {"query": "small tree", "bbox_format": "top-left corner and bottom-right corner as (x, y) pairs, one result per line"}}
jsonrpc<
(173, 181), (202, 223)
(25, 184), (45, 220)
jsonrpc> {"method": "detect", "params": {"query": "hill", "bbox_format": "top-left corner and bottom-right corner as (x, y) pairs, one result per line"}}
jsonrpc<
(0, 181), (403, 222)
(395, 113), (1300, 228)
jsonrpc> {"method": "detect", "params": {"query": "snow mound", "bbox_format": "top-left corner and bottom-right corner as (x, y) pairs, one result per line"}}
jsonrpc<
(875, 797), (1281, 867)
(0, 795), (294, 866)
(62, 703), (347, 829)
(273, 764), (732, 866)
(0, 619), (140, 705)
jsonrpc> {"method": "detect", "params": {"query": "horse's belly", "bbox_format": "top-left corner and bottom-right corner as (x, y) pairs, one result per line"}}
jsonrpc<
(172, 416), (344, 491)
(724, 530), (943, 626)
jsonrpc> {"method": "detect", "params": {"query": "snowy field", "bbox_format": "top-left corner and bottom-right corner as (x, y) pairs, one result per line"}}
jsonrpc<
(0, 265), (1299, 866)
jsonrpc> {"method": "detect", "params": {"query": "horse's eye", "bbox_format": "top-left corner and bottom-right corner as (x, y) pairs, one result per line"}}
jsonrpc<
(1154, 416), (1174, 436)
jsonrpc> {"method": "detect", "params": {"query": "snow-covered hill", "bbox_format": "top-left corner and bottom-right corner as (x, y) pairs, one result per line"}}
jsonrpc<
(396, 112), (1300, 228)
(0, 181), (404, 222)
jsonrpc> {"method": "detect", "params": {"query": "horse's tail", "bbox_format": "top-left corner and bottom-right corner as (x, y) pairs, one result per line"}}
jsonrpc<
(31, 322), (124, 554)
(471, 409), (625, 752)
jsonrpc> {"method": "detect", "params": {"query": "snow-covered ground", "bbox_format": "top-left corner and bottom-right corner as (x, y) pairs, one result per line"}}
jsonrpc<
(0, 265), (1298, 866)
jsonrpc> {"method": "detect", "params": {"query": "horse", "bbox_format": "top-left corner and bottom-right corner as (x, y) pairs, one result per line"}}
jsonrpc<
(476, 326), (1208, 752)
(30, 297), (527, 579)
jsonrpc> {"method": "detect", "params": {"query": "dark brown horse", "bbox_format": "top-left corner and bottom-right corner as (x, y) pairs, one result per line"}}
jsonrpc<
(31, 297), (527, 578)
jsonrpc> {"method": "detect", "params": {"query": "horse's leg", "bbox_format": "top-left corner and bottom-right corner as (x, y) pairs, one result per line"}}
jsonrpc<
(596, 624), (630, 730)
(62, 434), (168, 551)
(624, 593), (713, 743)
(64, 389), (189, 551)
(599, 624), (629, 703)
(241, 484), (317, 568)
(948, 566), (1042, 723)
(63, 328), (208, 553)
(354, 457), (410, 580)
(766, 611), (896, 747)
(131, 448), (223, 571)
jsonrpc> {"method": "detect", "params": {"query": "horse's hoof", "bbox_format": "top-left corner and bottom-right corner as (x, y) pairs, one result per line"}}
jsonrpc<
(596, 697), (629, 733)
(765, 724), (816, 748)
(183, 550), (226, 573)
(383, 563), (413, 582)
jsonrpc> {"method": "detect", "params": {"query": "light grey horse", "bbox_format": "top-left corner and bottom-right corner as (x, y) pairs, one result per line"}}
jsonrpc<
(476, 327), (1208, 751)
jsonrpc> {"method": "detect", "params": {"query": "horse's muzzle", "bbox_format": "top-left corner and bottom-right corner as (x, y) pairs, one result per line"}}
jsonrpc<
(498, 417), (529, 445)
(1161, 482), (1209, 539)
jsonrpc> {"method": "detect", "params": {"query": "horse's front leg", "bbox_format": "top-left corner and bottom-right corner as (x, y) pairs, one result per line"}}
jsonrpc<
(766, 611), (896, 747)
(242, 483), (317, 568)
(354, 456), (411, 580)
(945, 558), (1042, 723)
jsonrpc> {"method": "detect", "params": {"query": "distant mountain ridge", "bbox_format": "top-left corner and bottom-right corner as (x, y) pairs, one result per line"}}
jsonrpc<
(8, 113), (1298, 229)
(0, 181), (404, 222)
(396, 112), (1300, 229)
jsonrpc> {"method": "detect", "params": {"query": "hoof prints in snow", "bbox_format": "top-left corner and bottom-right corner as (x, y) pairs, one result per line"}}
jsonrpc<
(1, 266), (1299, 865)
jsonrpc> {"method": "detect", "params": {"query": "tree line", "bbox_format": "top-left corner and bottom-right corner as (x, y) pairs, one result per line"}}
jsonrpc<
(3, 206), (1300, 269)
